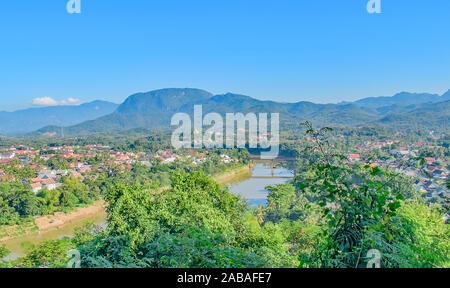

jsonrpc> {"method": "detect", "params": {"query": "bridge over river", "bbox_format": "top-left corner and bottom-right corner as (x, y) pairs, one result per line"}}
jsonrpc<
(251, 175), (294, 179)
(248, 156), (296, 179)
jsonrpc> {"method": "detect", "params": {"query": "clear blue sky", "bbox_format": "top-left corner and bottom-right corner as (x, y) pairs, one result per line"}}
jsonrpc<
(1, 0), (449, 111)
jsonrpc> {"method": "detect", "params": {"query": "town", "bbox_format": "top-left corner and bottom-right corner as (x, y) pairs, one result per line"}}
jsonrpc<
(0, 144), (238, 194)
(344, 140), (448, 207)
(0, 135), (448, 213)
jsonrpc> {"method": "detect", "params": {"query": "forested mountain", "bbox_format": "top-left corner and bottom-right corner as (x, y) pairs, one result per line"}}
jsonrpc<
(375, 100), (450, 131)
(0, 101), (118, 135)
(29, 88), (450, 136)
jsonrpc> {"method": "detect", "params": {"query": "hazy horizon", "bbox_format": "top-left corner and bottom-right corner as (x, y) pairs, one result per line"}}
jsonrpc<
(1, 86), (449, 113)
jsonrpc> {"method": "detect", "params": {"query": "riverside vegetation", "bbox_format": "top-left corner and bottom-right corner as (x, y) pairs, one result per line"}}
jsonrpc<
(1, 124), (448, 268)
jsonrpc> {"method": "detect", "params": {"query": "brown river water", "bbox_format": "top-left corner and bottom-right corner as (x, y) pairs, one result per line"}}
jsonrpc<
(1, 162), (293, 257)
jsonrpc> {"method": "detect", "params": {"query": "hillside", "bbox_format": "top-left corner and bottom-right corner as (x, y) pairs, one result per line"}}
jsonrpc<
(375, 100), (450, 131)
(0, 101), (118, 135)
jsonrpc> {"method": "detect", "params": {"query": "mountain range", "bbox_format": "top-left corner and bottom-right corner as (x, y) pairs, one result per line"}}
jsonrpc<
(0, 101), (118, 135)
(27, 88), (449, 137)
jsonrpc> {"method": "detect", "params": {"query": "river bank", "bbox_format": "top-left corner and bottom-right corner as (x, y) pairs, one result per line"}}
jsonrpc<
(0, 165), (252, 244)
(214, 164), (252, 184)
(34, 200), (106, 232)
(1, 162), (294, 256)
(0, 221), (38, 243)
(0, 200), (106, 243)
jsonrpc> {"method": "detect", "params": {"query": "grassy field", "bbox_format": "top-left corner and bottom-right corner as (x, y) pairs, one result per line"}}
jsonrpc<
(0, 221), (38, 242)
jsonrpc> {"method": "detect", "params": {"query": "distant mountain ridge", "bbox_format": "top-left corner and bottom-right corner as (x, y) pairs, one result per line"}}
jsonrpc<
(442, 89), (450, 101)
(30, 88), (449, 137)
(0, 100), (118, 135)
(347, 90), (450, 108)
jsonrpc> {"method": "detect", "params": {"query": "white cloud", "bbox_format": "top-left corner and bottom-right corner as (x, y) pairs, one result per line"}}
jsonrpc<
(60, 98), (82, 105)
(31, 97), (59, 106)
(31, 97), (82, 106)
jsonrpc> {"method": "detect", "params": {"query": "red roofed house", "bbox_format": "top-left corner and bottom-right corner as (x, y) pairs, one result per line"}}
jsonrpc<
(1, 174), (11, 180)
(78, 167), (91, 173)
(31, 178), (42, 183)
(31, 183), (42, 193)
(41, 179), (57, 190)
(349, 154), (361, 162)
(71, 173), (83, 179)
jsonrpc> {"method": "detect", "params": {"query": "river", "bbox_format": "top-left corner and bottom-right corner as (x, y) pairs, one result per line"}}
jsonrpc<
(1, 162), (293, 257)
(1, 211), (107, 258)
(227, 162), (294, 206)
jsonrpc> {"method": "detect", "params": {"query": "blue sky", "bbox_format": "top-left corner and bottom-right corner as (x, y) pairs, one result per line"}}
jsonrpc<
(0, 0), (449, 111)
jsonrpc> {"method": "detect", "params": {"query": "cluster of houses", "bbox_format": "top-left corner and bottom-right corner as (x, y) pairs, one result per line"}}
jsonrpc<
(154, 149), (180, 164)
(4, 138), (445, 208)
(346, 140), (449, 208)
(152, 149), (235, 166)
(30, 177), (59, 193)
(0, 144), (237, 194)
(0, 145), (136, 194)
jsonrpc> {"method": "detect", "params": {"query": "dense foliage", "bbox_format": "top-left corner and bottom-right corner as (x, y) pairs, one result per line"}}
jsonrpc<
(1, 125), (448, 268)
